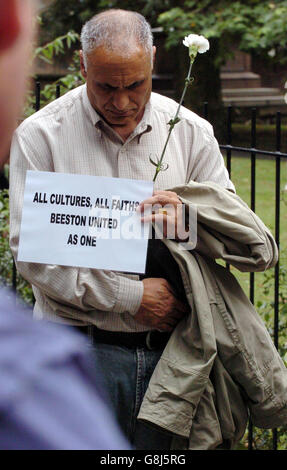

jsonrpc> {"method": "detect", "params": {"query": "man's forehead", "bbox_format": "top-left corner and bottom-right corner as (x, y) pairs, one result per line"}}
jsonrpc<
(87, 45), (151, 68)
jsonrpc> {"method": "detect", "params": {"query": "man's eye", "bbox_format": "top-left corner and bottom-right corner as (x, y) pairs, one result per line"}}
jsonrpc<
(127, 81), (143, 90)
(98, 84), (115, 90)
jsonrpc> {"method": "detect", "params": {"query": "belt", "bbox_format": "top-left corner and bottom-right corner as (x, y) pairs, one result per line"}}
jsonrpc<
(76, 326), (171, 350)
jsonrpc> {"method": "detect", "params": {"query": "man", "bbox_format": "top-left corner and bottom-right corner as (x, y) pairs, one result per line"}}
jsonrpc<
(9, 9), (234, 449)
(0, 0), (129, 450)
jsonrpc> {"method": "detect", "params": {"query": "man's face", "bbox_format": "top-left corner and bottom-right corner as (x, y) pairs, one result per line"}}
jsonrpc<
(80, 45), (155, 139)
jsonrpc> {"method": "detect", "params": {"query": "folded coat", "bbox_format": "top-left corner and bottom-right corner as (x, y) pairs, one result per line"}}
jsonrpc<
(137, 181), (287, 450)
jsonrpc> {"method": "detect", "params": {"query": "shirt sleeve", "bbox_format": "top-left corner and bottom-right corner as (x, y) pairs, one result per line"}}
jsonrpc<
(187, 119), (235, 192)
(9, 128), (144, 321)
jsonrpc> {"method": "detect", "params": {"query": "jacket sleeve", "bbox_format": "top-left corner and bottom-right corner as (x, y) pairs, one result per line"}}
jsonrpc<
(9, 129), (143, 320)
(176, 181), (278, 272)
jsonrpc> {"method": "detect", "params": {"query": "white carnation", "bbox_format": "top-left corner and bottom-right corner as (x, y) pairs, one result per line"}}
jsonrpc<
(183, 34), (210, 53)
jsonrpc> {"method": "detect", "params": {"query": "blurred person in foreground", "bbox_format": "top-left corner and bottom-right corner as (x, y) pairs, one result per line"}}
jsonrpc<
(0, 0), (129, 450)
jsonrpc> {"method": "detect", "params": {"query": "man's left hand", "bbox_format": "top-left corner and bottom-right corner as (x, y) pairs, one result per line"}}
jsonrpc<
(138, 190), (189, 241)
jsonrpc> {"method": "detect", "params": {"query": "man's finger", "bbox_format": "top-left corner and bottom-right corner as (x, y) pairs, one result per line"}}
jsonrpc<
(138, 194), (181, 211)
(140, 212), (168, 223)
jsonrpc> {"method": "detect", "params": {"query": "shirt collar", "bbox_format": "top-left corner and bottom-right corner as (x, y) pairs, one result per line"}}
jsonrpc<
(136, 100), (152, 137)
(82, 84), (102, 127)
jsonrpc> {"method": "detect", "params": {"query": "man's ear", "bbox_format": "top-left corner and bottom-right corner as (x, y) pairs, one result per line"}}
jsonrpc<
(79, 50), (87, 79)
(152, 46), (156, 70)
(0, 0), (21, 51)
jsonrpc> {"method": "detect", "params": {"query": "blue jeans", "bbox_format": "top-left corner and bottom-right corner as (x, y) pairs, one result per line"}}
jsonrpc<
(92, 341), (172, 450)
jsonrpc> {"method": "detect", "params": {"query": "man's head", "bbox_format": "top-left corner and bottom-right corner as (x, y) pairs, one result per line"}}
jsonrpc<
(0, 0), (34, 167)
(80, 10), (156, 139)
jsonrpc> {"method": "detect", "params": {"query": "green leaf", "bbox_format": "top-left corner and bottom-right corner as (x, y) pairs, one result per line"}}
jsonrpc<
(149, 156), (159, 167)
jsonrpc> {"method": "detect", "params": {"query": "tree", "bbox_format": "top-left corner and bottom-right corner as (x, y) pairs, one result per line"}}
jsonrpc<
(40, 0), (171, 41)
(39, 0), (287, 136)
(157, 0), (287, 134)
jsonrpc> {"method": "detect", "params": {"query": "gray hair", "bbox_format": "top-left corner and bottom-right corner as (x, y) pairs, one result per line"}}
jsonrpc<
(80, 9), (153, 69)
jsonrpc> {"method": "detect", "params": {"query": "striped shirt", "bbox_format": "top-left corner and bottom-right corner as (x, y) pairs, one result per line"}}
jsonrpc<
(9, 84), (234, 332)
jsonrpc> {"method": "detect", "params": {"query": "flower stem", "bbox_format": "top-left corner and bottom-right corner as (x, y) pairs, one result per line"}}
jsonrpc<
(153, 60), (194, 182)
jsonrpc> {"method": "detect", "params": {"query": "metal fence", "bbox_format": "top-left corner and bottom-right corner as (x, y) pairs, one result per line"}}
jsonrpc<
(2, 84), (287, 450)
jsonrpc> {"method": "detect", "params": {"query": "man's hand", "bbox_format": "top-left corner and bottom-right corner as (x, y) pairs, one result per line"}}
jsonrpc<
(134, 278), (189, 332)
(138, 190), (189, 241)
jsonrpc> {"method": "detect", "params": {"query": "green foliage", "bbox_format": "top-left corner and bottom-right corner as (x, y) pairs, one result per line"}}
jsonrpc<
(153, 1), (287, 128)
(239, 426), (287, 450)
(158, 1), (287, 64)
(41, 0), (287, 62)
(34, 31), (79, 64)
(37, 0), (287, 129)
(36, 0), (287, 133)
(0, 189), (11, 281)
(256, 259), (287, 366)
(0, 188), (34, 306)
(40, 1), (98, 40)
(40, 0), (173, 39)
(38, 50), (83, 107)
(24, 32), (83, 118)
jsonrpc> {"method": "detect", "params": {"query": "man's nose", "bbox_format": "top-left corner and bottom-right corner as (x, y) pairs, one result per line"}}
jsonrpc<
(112, 91), (130, 111)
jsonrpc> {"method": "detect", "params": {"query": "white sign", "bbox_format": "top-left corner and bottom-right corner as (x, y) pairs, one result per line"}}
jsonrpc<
(18, 171), (154, 273)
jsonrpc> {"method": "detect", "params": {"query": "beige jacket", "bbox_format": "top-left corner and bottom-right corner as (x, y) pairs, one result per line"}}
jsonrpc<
(138, 181), (287, 450)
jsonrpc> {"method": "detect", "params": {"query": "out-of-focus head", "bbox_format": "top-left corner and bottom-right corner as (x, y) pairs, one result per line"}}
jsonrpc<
(0, 0), (34, 167)
(80, 10), (156, 139)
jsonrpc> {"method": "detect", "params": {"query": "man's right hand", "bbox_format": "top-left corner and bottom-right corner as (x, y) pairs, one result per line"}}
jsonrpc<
(134, 278), (189, 332)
